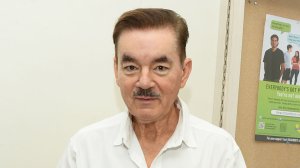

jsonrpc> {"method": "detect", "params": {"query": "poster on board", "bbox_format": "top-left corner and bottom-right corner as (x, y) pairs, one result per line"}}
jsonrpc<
(256, 14), (300, 144)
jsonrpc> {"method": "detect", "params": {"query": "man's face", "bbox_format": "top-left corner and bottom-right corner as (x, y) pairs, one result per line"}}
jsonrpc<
(271, 37), (279, 49)
(114, 27), (191, 123)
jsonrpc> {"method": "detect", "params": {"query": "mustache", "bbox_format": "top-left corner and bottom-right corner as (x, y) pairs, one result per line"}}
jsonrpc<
(133, 88), (160, 98)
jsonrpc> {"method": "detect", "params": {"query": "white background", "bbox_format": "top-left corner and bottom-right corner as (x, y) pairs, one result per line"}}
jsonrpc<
(0, 0), (226, 167)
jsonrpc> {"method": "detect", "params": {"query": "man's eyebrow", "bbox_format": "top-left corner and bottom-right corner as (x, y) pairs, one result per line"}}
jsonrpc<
(154, 56), (172, 63)
(121, 54), (136, 63)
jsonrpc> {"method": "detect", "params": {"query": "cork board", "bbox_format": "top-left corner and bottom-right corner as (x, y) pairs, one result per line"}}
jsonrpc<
(236, 0), (300, 168)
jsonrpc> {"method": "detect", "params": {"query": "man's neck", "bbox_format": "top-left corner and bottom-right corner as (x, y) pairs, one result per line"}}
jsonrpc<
(132, 105), (179, 167)
(272, 47), (277, 52)
(133, 108), (179, 141)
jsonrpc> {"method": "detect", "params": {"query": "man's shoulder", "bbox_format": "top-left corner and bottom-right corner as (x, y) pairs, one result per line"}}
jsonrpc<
(188, 114), (233, 140)
(276, 48), (284, 56)
(284, 51), (292, 58)
(265, 48), (273, 54)
(180, 99), (233, 140)
(186, 115), (241, 152)
(71, 112), (127, 141)
(264, 48), (273, 59)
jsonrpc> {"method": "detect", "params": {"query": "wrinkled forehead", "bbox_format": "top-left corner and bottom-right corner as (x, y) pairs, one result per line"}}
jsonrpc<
(116, 27), (178, 52)
(116, 28), (179, 61)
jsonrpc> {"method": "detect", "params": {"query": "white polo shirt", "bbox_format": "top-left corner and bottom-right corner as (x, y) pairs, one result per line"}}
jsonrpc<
(284, 51), (292, 69)
(58, 99), (246, 168)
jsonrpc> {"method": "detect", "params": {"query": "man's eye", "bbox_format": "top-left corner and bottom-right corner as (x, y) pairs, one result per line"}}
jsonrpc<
(154, 66), (169, 74)
(123, 65), (138, 73)
(155, 66), (168, 71)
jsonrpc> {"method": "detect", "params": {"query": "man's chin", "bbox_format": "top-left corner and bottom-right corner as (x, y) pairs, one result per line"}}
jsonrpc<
(130, 107), (159, 119)
(131, 113), (159, 124)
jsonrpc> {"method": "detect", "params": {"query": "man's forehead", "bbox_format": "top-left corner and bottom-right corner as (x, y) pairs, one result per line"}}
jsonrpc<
(120, 26), (175, 36)
(117, 27), (177, 44)
(115, 26), (183, 66)
(271, 37), (278, 41)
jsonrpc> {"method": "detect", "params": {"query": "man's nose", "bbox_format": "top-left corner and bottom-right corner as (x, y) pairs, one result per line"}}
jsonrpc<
(135, 69), (155, 89)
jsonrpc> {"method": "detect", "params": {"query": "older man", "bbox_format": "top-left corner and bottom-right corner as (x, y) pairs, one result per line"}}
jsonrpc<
(58, 8), (246, 168)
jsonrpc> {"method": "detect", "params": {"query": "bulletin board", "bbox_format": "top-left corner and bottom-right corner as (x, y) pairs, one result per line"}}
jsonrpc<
(236, 0), (300, 168)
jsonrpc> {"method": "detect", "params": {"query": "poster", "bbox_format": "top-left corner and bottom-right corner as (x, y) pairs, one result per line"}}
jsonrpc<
(256, 14), (300, 144)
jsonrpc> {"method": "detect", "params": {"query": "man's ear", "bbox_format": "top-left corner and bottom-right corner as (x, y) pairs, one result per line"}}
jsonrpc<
(114, 56), (120, 86)
(180, 58), (192, 88)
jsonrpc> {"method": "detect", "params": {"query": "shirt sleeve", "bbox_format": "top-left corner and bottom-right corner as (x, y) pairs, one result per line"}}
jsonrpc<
(280, 51), (285, 64)
(224, 138), (247, 168)
(263, 50), (267, 62)
(223, 149), (247, 168)
(231, 150), (247, 168)
(57, 139), (77, 168)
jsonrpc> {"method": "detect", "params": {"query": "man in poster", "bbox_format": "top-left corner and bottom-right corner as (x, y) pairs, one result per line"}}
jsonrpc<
(281, 44), (293, 84)
(263, 34), (285, 82)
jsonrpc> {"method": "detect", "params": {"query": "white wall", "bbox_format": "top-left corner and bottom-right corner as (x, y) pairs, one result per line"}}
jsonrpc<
(0, 0), (226, 167)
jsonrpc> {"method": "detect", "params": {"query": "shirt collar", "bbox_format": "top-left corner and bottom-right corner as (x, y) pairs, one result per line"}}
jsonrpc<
(113, 98), (199, 148)
(113, 112), (134, 148)
(166, 98), (198, 148)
